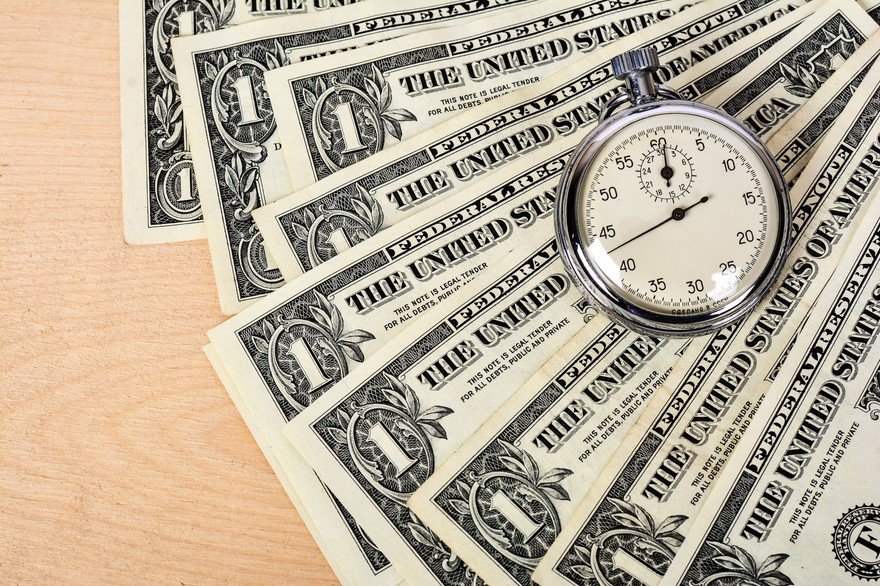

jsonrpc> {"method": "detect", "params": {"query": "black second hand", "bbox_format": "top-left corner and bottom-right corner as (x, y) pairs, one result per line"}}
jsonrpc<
(607, 196), (710, 255)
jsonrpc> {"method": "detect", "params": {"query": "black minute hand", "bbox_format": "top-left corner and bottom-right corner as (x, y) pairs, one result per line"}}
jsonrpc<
(660, 143), (674, 187)
(607, 196), (710, 255)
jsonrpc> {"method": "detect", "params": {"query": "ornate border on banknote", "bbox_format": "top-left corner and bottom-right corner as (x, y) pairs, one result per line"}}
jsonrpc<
(124, 0), (328, 244)
(143, 1), (243, 232)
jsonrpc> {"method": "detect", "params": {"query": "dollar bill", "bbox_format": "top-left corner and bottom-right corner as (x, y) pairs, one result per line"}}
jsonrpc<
(408, 325), (686, 585)
(205, 4), (842, 577)
(204, 10), (844, 580)
(402, 32), (880, 586)
(207, 2), (870, 580)
(276, 27), (880, 571)
(254, 0), (815, 279)
(660, 196), (880, 585)
(266, 0), (690, 191)
(201, 113), (590, 586)
(171, 0), (540, 313)
(204, 343), (391, 586)
(531, 50), (880, 586)
(281, 236), (605, 585)
(121, 0), (367, 245)
(206, 137), (578, 586)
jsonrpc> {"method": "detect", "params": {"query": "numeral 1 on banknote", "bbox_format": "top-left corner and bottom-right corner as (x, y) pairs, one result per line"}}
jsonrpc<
(121, 0), (335, 244)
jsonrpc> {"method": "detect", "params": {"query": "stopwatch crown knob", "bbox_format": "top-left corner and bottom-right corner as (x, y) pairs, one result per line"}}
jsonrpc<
(608, 47), (662, 108)
(611, 47), (660, 79)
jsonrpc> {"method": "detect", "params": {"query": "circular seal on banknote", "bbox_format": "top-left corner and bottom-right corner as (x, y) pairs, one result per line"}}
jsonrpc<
(832, 504), (880, 580)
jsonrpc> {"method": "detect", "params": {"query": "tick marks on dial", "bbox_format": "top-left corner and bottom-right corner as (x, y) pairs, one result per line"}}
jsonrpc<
(583, 118), (778, 318)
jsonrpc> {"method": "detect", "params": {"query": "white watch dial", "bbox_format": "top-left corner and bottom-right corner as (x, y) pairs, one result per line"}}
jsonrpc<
(578, 111), (782, 318)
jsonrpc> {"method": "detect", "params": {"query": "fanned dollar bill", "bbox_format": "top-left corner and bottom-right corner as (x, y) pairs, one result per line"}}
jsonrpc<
(532, 43), (880, 586)
(120, 0), (366, 245)
(276, 20), (878, 570)
(204, 343), (390, 586)
(171, 0), (540, 313)
(699, 0), (878, 139)
(204, 345), (402, 586)
(206, 138), (580, 586)
(404, 32), (880, 585)
(205, 5), (846, 579)
(266, 0), (689, 190)
(255, 0), (816, 279)
(662, 58), (880, 586)
(209, 1), (874, 578)
(282, 236), (601, 585)
(409, 326), (686, 585)
(662, 196), (880, 585)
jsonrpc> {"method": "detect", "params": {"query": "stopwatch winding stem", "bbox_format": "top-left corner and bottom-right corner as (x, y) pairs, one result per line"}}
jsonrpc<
(600, 47), (683, 121)
(612, 47), (660, 105)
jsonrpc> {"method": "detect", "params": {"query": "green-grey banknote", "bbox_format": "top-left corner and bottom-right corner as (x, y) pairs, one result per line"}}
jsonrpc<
(121, 0), (366, 245)
(406, 29), (880, 586)
(266, 0), (690, 190)
(206, 3), (866, 583)
(664, 194), (880, 585)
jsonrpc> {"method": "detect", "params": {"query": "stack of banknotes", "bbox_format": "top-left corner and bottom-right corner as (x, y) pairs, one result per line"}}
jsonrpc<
(122, 0), (880, 583)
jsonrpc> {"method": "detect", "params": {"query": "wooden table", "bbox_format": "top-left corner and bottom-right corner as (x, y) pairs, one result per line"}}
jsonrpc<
(0, 2), (337, 582)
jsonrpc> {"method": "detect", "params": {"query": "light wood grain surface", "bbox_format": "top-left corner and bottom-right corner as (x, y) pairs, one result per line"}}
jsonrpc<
(0, 2), (338, 583)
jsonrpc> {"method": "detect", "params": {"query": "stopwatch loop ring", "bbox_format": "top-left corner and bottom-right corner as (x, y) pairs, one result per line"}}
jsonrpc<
(598, 85), (681, 122)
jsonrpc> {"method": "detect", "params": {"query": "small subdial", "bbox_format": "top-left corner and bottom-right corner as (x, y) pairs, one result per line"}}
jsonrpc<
(638, 141), (694, 202)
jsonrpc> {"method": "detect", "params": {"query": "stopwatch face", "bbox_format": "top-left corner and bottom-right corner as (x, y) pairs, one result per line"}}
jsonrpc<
(567, 105), (788, 333)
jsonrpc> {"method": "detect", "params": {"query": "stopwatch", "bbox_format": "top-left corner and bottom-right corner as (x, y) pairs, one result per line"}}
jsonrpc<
(556, 48), (790, 337)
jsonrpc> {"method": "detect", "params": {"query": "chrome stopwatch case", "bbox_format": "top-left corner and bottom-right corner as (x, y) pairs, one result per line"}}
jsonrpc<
(556, 47), (790, 337)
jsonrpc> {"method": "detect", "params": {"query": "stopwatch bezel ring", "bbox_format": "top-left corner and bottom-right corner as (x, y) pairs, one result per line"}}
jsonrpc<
(555, 100), (791, 337)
